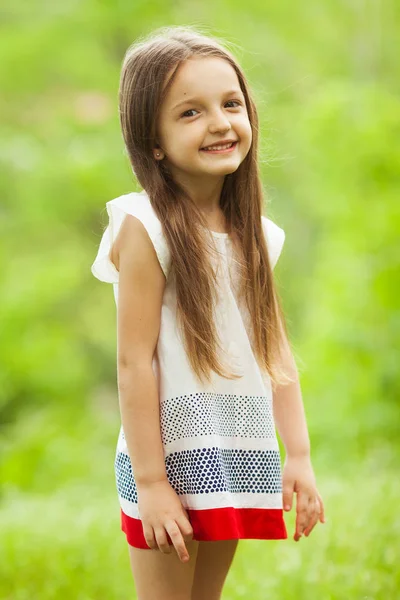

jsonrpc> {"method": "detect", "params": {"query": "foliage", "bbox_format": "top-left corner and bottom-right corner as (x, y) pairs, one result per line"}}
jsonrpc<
(1, 0), (399, 597)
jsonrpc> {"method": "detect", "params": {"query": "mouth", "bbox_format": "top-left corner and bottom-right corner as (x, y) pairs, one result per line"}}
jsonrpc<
(200, 141), (238, 154)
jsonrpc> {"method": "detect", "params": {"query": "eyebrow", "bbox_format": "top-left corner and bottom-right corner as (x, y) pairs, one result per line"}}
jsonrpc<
(171, 88), (244, 112)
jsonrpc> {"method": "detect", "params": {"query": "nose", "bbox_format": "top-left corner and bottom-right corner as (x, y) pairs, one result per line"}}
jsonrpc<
(208, 109), (231, 134)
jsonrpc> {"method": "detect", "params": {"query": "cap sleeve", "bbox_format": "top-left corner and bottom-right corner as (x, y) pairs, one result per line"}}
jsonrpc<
(261, 216), (285, 269)
(91, 191), (171, 283)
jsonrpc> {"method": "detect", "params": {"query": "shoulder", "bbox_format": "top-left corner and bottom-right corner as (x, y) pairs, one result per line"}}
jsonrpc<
(107, 190), (162, 230)
(111, 190), (170, 275)
(111, 210), (158, 274)
(261, 215), (286, 269)
(91, 190), (171, 283)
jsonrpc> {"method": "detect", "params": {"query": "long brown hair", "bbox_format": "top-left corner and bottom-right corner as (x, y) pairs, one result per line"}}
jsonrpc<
(118, 25), (294, 388)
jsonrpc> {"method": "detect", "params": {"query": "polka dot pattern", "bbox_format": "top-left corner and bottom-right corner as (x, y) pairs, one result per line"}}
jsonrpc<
(115, 452), (139, 504)
(160, 392), (275, 445)
(93, 192), (288, 541)
(115, 446), (282, 503)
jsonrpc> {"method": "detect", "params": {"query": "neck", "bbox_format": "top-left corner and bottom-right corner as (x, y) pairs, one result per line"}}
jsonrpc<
(171, 171), (225, 212)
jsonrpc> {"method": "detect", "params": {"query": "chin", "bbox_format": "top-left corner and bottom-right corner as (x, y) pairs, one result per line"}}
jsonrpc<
(215, 163), (241, 175)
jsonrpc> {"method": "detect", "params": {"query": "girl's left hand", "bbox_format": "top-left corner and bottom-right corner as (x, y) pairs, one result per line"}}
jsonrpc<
(282, 454), (325, 541)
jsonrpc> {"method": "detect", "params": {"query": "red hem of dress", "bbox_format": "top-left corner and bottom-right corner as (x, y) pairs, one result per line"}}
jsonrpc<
(121, 506), (287, 549)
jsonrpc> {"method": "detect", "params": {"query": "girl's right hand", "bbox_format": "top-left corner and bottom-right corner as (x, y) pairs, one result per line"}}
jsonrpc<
(137, 479), (194, 562)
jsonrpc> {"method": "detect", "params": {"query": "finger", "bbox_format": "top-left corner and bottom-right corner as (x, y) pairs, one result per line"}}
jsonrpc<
(182, 507), (191, 521)
(294, 513), (308, 539)
(296, 497), (313, 539)
(176, 515), (194, 541)
(317, 493), (326, 523)
(306, 496), (314, 523)
(154, 527), (172, 554)
(296, 493), (310, 531)
(304, 499), (319, 537)
(143, 526), (157, 550)
(294, 493), (310, 540)
(304, 495), (316, 531)
(165, 520), (190, 562)
(282, 484), (294, 512)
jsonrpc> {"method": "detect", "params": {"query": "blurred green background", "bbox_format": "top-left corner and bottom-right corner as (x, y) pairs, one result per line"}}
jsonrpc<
(1, 1), (399, 598)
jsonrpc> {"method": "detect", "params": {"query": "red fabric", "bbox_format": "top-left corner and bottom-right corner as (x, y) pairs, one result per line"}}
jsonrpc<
(121, 506), (287, 549)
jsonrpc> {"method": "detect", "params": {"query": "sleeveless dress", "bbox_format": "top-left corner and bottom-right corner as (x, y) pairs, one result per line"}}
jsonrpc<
(91, 189), (288, 548)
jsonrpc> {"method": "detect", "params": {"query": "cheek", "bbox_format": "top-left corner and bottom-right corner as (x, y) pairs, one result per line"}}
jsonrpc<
(240, 119), (252, 142)
(170, 128), (204, 156)
(236, 120), (252, 153)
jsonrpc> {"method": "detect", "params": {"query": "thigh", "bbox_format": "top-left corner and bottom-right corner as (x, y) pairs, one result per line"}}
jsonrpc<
(191, 539), (239, 600)
(128, 539), (200, 600)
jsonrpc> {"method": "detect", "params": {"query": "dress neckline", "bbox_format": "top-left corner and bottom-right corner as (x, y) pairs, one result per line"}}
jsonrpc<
(200, 224), (230, 238)
(209, 230), (229, 238)
(138, 189), (230, 238)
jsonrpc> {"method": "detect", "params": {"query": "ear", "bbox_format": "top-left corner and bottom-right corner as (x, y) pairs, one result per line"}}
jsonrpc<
(153, 147), (165, 160)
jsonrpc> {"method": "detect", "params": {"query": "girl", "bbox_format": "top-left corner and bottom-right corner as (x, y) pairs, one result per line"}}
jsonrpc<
(91, 25), (325, 600)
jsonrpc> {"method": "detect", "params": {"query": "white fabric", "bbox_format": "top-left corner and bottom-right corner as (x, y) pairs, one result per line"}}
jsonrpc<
(262, 215), (286, 270)
(91, 190), (285, 394)
(91, 190), (287, 517)
(91, 190), (171, 283)
(91, 190), (284, 282)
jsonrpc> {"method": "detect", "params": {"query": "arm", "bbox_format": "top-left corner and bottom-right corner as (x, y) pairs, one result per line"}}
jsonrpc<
(113, 214), (168, 486)
(271, 322), (311, 458)
(272, 315), (325, 540)
(111, 214), (193, 561)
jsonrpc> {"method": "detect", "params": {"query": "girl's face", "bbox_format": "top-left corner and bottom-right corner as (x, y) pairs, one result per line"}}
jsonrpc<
(154, 56), (252, 188)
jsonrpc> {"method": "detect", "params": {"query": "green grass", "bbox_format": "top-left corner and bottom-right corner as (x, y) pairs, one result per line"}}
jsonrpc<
(1, 448), (398, 599)
(1, 0), (399, 597)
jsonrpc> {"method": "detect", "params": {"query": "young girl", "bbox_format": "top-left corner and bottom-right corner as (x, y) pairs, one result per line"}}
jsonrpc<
(91, 25), (325, 600)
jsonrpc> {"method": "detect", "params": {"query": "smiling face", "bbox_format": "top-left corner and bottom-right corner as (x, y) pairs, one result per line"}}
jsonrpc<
(154, 56), (253, 192)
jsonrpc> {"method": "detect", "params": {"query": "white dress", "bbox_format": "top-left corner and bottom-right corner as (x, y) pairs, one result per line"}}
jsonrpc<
(91, 189), (287, 548)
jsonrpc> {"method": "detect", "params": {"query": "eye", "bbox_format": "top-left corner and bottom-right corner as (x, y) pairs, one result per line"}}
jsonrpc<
(181, 109), (199, 119)
(225, 99), (242, 108)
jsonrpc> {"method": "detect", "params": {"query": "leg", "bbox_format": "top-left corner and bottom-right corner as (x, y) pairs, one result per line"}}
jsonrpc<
(191, 539), (239, 600)
(128, 539), (200, 600)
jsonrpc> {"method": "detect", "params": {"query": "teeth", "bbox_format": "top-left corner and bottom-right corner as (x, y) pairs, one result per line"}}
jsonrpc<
(203, 142), (235, 151)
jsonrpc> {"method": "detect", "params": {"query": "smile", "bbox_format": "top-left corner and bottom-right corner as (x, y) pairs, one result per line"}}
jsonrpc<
(200, 141), (238, 154)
